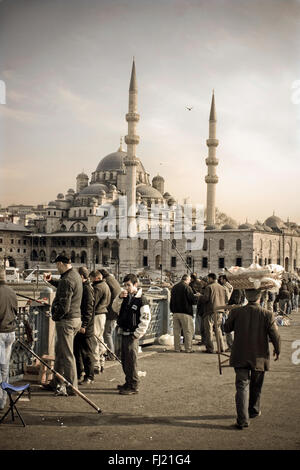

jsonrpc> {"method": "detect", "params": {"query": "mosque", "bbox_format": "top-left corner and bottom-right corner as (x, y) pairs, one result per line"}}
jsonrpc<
(26, 60), (300, 280)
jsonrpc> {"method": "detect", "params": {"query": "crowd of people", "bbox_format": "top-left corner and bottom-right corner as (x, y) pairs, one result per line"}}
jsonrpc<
(1, 257), (298, 429)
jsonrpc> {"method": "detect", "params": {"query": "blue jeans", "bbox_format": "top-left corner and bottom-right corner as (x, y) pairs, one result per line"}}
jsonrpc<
(235, 368), (265, 426)
(104, 319), (117, 357)
(0, 332), (15, 409)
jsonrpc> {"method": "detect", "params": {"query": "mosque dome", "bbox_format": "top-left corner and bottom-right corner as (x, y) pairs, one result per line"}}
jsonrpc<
(264, 215), (286, 230)
(67, 188), (75, 194)
(96, 150), (127, 172)
(206, 224), (218, 230)
(221, 224), (237, 230)
(163, 192), (171, 198)
(152, 174), (164, 181)
(79, 183), (109, 196)
(238, 223), (255, 230)
(77, 172), (88, 179)
(56, 193), (64, 200)
(136, 184), (163, 198)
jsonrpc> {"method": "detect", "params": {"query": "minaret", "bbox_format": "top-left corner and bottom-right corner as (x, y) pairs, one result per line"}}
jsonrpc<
(205, 91), (219, 225)
(124, 59), (140, 236)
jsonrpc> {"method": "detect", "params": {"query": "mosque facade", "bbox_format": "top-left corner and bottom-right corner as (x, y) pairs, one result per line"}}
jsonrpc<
(4, 60), (299, 280)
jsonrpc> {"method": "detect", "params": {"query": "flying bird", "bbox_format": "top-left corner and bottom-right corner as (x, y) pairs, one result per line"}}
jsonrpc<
(186, 106), (193, 111)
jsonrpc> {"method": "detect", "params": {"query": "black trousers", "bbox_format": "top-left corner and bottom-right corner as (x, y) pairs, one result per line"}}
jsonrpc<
(120, 335), (139, 390)
(74, 333), (96, 380)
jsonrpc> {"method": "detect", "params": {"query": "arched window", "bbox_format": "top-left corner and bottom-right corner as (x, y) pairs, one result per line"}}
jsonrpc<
(50, 250), (57, 262)
(219, 239), (224, 251)
(39, 250), (46, 262)
(143, 240), (148, 250)
(203, 239), (208, 251)
(77, 224), (81, 232)
(80, 251), (87, 264)
(172, 239), (176, 249)
(71, 251), (76, 263)
(236, 239), (242, 251)
(187, 239), (192, 251)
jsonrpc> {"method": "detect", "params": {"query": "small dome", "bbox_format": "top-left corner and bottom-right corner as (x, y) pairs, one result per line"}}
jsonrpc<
(163, 192), (171, 198)
(206, 224), (217, 230)
(77, 172), (88, 179)
(67, 188), (75, 194)
(48, 201), (56, 206)
(264, 215), (286, 230)
(238, 223), (255, 230)
(152, 174), (164, 181)
(109, 184), (117, 191)
(99, 190), (106, 196)
(136, 184), (163, 198)
(57, 193), (64, 200)
(79, 183), (109, 196)
(222, 224), (237, 230)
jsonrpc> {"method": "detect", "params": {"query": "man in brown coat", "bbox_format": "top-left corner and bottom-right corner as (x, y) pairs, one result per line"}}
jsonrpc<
(224, 289), (281, 429)
(198, 273), (226, 353)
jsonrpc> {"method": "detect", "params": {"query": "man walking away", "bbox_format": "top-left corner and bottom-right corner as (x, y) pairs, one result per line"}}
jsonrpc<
(198, 273), (226, 354)
(224, 289), (280, 430)
(74, 267), (95, 385)
(0, 268), (18, 410)
(112, 274), (151, 395)
(43, 255), (82, 396)
(99, 269), (122, 360)
(90, 270), (111, 374)
(170, 274), (200, 353)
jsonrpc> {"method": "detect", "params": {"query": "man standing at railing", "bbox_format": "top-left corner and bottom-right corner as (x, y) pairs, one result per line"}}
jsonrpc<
(0, 268), (18, 410)
(43, 255), (82, 396)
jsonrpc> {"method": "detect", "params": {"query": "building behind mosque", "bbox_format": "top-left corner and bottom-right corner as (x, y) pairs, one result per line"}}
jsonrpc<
(0, 61), (299, 280)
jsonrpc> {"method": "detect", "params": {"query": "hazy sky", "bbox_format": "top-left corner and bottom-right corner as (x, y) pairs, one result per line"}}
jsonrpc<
(0, 0), (300, 225)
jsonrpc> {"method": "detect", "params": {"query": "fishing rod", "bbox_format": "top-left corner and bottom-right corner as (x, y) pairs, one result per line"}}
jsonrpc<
(16, 293), (51, 307)
(17, 339), (102, 413)
(94, 335), (122, 364)
(167, 239), (193, 274)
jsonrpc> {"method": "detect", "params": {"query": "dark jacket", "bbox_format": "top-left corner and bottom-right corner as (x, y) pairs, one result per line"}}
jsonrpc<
(228, 289), (245, 306)
(103, 274), (122, 320)
(113, 288), (151, 339)
(80, 280), (94, 336)
(198, 281), (226, 317)
(224, 303), (281, 371)
(170, 280), (197, 316)
(93, 280), (111, 315)
(277, 284), (290, 300)
(0, 281), (18, 333)
(50, 268), (83, 322)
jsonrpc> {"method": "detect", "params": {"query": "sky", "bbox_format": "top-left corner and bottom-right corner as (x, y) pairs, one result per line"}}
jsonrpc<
(0, 0), (300, 225)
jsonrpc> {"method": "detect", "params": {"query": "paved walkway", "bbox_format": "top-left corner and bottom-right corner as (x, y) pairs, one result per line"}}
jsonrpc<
(1, 310), (300, 450)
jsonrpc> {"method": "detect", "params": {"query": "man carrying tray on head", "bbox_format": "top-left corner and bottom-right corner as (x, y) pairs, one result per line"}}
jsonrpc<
(224, 288), (281, 430)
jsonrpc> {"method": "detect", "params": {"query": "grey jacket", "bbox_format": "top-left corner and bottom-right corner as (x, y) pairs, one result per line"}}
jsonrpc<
(0, 281), (18, 333)
(224, 303), (281, 371)
(50, 268), (83, 322)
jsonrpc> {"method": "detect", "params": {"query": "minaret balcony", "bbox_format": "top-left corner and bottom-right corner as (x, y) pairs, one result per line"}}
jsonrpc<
(124, 156), (139, 166)
(205, 175), (219, 184)
(126, 112), (140, 122)
(125, 135), (140, 145)
(205, 157), (219, 166)
(206, 138), (219, 147)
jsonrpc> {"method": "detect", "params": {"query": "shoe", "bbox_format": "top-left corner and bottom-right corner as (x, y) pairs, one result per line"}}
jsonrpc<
(66, 387), (77, 396)
(202, 350), (215, 354)
(234, 422), (249, 430)
(41, 383), (56, 391)
(79, 378), (94, 385)
(249, 411), (261, 419)
(185, 350), (195, 353)
(119, 388), (139, 395)
(100, 366), (104, 373)
(55, 386), (68, 397)
(117, 383), (129, 390)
